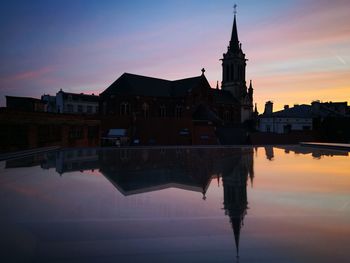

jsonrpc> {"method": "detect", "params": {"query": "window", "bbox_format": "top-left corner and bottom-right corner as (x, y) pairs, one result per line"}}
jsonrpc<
(78, 105), (83, 113)
(142, 103), (149, 119)
(159, 105), (166, 118)
(266, 125), (271, 132)
(223, 111), (230, 121)
(175, 105), (183, 118)
(69, 126), (83, 139)
(88, 126), (99, 139)
(283, 124), (291, 134)
(87, 105), (92, 113)
(102, 102), (107, 115)
(120, 102), (130, 115)
(68, 95), (73, 101)
(67, 104), (73, 113)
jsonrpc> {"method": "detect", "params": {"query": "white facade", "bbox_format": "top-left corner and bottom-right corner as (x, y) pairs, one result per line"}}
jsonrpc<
(55, 90), (99, 114)
(259, 117), (312, 134)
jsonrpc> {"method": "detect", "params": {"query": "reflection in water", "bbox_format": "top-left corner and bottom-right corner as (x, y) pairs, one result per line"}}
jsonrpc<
(278, 145), (349, 158)
(265, 146), (274, 161)
(4, 146), (349, 262)
(5, 147), (254, 257)
(262, 145), (348, 161)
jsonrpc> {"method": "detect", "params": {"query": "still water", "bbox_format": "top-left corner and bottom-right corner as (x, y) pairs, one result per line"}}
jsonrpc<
(0, 146), (349, 263)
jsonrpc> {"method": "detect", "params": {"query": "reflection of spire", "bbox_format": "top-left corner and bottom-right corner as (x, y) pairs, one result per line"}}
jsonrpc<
(249, 170), (254, 189)
(265, 147), (274, 161)
(222, 153), (249, 259)
(202, 190), (207, 200)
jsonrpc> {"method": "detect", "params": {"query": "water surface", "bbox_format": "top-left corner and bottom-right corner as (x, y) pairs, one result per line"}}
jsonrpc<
(0, 146), (349, 262)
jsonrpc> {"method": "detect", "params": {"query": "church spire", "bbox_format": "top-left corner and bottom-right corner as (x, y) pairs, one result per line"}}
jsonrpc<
(229, 5), (240, 52)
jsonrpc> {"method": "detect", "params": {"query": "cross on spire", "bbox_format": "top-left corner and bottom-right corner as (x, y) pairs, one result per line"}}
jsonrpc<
(233, 4), (237, 15)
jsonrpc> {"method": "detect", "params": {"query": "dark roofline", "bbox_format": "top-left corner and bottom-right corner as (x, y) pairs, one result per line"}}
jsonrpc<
(122, 72), (204, 83)
(122, 72), (170, 82)
(6, 95), (42, 102)
(101, 72), (208, 97)
(57, 90), (98, 97)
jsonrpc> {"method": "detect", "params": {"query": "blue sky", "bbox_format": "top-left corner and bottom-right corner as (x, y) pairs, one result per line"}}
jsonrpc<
(1, 0), (349, 110)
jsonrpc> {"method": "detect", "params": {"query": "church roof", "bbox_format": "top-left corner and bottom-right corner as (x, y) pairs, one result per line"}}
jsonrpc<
(101, 73), (205, 97)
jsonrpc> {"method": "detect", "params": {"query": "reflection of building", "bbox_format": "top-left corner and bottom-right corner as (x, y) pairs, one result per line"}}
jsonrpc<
(5, 147), (254, 258)
(54, 149), (99, 175)
(276, 145), (349, 158)
(98, 148), (242, 197)
(265, 146), (274, 161)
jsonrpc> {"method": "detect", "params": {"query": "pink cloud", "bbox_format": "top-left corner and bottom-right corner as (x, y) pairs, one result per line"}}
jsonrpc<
(1, 66), (54, 83)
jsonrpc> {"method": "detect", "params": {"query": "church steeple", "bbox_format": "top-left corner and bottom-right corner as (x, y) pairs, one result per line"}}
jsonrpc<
(221, 7), (246, 100)
(229, 14), (240, 52)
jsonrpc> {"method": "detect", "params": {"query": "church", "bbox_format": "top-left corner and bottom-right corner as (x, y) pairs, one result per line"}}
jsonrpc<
(99, 12), (254, 145)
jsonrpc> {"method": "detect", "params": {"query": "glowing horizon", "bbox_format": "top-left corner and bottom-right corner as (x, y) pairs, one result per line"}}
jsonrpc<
(0, 0), (349, 111)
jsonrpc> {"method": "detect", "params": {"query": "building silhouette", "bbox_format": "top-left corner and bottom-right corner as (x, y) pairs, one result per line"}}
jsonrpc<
(5, 147), (254, 257)
(99, 12), (254, 145)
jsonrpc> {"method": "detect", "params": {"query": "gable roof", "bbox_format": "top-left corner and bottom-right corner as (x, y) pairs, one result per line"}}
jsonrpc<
(100, 73), (206, 97)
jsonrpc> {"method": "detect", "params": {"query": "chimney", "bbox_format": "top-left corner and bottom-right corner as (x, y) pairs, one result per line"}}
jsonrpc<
(264, 101), (273, 115)
(284, 105), (289, 110)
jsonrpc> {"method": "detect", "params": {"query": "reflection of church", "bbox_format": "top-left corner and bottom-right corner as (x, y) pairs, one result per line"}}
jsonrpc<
(5, 147), (254, 257)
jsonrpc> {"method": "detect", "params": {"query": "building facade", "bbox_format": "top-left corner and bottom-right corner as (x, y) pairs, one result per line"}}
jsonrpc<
(42, 90), (99, 114)
(258, 101), (349, 134)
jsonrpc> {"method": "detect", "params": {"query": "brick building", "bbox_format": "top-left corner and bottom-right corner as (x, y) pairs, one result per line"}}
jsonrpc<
(0, 109), (100, 153)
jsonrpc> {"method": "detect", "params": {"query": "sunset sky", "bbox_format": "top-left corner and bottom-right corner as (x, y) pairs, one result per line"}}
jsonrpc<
(0, 0), (349, 111)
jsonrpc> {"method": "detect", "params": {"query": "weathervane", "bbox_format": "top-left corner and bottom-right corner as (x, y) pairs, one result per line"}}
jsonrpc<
(234, 4), (237, 15)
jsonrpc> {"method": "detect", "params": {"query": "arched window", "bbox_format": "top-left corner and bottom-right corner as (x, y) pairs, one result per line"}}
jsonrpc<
(224, 111), (231, 122)
(175, 105), (183, 119)
(159, 105), (166, 118)
(230, 64), (234, 81)
(142, 102), (149, 119)
(120, 102), (130, 116)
